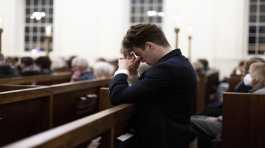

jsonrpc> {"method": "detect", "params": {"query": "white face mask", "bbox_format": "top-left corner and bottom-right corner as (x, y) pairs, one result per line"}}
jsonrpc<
(243, 74), (253, 86)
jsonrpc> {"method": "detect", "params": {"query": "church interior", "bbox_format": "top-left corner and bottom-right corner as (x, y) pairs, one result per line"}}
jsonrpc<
(0, 0), (264, 148)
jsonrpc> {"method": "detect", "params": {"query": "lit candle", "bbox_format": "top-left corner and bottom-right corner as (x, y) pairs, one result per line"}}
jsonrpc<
(45, 25), (52, 37)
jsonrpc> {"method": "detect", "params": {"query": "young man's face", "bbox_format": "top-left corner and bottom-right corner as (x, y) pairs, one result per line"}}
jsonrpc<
(133, 43), (157, 65)
(133, 48), (154, 65)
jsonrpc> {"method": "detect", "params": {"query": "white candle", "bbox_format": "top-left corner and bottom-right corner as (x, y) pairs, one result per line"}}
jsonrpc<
(45, 25), (52, 36)
(0, 17), (3, 29)
(188, 26), (193, 36)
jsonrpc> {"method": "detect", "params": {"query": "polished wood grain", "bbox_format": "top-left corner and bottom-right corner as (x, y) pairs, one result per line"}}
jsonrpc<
(0, 72), (71, 85)
(0, 79), (110, 146)
(223, 92), (265, 148)
(4, 104), (134, 148)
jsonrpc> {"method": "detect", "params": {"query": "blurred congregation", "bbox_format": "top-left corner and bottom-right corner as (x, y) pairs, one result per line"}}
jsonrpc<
(0, 54), (116, 81)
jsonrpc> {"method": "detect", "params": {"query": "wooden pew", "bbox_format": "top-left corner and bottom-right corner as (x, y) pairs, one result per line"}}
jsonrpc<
(194, 70), (219, 114)
(99, 87), (113, 111)
(44, 79), (110, 127)
(195, 73), (207, 113)
(0, 86), (52, 146)
(223, 92), (265, 148)
(227, 75), (242, 92)
(205, 70), (219, 104)
(0, 84), (37, 92)
(0, 79), (110, 146)
(3, 104), (134, 148)
(0, 72), (71, 85)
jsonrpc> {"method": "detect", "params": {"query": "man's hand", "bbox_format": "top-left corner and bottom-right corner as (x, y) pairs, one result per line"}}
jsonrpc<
(118, 53), (141, 75)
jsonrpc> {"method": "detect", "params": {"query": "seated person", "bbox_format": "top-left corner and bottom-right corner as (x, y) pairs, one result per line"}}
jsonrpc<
(231, 60), (246, 76)
(93, 61), (114, 79)
(20, 57), (41, 76)
(234, 57), (265, 92)
(0, 54), (18, 78)
(191, 115), (222, 148)
(198, 58), (210, 73)
(71, 57), (95, 81)
(249, 62), (265, 94)
(51, 56), (68, 72)
(35, 56), (53, 74)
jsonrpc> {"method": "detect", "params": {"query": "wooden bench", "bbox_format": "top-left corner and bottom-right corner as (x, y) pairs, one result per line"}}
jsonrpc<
(223, 92), (265, 148)
(3, 104), (134, 148)
(194, 70), (219, 114)
(195, 73), (207, 113)
(0, 72), (71, 85)
(0, 79), (110, 146)
(0, 84), (37, 92)
(227, 75), (242, 92)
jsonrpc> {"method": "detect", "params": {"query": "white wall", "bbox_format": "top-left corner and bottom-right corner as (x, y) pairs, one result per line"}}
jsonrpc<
(163, 0), (252, 78)
(0, 0), (24, 56)
(0, 0), (262, 78)
(53, 0), (130, 63)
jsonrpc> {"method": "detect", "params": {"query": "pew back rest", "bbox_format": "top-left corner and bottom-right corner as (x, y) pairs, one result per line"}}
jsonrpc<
(44, 79), (110, 126)
(0, 79), (110, 146)
(4, 104), (134, 148)
(0, 84), (37, 92)
(0, 87), (52, 146)
(227, 75), (242, 92)
(0, 72), (71, 85)
(223, 92), (265, 148)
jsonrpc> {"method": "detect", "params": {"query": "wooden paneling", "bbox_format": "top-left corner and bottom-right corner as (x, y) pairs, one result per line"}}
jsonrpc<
(0, 79), (110, 146)
(4, 104), (134, 148)
(223, 92), (265, 148)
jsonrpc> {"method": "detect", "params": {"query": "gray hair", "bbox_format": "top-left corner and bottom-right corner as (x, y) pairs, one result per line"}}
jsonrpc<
(72, 57), (89, 69)
(93, 61), (114, 79)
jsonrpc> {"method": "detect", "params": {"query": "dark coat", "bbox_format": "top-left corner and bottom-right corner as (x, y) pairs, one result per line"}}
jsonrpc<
(109, 49), (197, 148)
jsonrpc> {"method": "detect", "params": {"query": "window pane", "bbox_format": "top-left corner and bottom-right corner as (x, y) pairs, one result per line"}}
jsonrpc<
(260, 15), (265, 22)
(259, 26), (265, 33)
(260, 5), (265, 13)
(259, 44), (265, 53)
(250, 4), (257, 13)
(259, 36), (265, 43)
(249, 26), (256, 33)
(249, 36), (256, 43)
(249, 15), (257, 22)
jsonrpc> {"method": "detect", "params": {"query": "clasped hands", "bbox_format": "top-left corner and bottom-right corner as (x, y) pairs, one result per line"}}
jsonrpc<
(118, 52), (141, 76)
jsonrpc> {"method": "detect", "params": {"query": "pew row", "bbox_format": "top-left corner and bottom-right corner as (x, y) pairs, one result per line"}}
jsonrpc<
(0, 84), (37, 92)
(227, 75), (242, 92)
(223, 92), (265, 148)
(0, 79), (110, 146)
(0, 72), (71, 85)
(194, 70), (219, 114)
(4, 104), (134, 148)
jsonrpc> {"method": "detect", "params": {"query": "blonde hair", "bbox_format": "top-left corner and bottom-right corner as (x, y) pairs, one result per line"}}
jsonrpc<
(250, 62), (265, 85)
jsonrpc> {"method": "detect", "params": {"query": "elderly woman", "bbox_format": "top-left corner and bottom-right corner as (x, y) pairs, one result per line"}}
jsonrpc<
(93, 61), (114, 80)
(71, 57), (95, 81)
